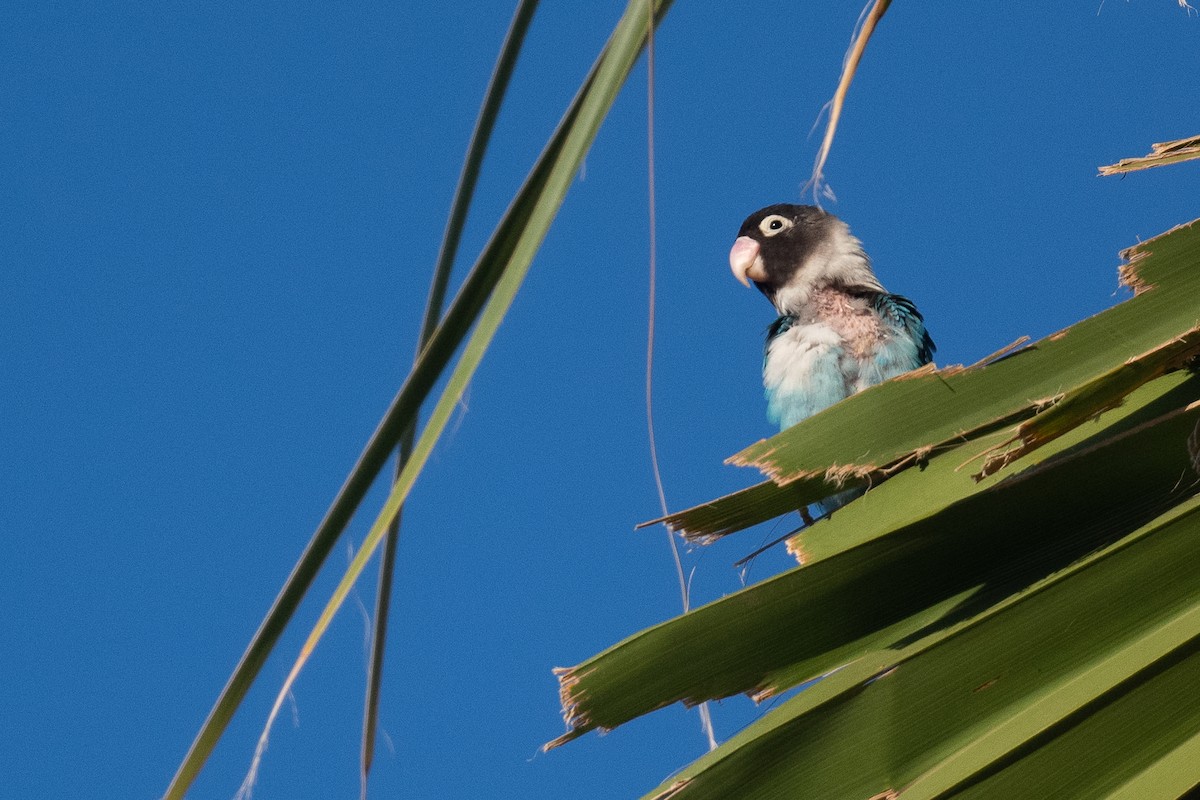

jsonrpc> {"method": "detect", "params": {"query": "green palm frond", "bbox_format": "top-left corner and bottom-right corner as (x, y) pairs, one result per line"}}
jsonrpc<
(552, 219), (1200, 800)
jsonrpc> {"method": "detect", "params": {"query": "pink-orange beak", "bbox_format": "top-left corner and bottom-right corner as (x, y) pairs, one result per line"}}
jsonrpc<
(729, 236), (767, 288)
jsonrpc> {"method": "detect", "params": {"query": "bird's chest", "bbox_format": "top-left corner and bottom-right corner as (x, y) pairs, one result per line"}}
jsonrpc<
(800, 289), (889, 359)
(763, 321), (843, 387)
(761, 293), (891, 427)
(761, 321), (852, 426)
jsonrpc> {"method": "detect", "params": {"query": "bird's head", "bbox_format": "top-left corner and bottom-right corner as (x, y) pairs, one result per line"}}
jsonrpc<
(729, 203), (879, 314)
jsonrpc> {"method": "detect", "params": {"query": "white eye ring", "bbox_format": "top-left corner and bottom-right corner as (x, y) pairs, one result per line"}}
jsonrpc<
(759, 215), (792, 237)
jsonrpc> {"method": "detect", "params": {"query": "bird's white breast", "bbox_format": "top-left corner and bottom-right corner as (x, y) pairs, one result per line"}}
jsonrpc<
(763, 323), (841, 392)
(763, 321), (851, 429)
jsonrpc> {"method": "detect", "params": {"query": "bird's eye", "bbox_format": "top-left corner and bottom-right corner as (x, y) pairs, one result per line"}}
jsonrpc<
(759, 215), (792, 237)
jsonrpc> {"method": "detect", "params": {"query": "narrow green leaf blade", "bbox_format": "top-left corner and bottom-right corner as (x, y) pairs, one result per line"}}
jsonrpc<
(1103, 729), (1200, 800)
(640, 476), (853, 543)
(362, 1), (541, 788)
(977, 326), (1200, 478)
(791, 371), (1200, 567)
(165, 2), (674, 797)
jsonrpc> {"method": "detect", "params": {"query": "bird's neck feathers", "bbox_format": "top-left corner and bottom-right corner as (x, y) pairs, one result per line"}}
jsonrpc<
(769, 219), (882, 316)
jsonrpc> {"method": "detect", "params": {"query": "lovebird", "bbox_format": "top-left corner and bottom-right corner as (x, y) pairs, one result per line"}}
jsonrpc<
(729, 203), (935, 515)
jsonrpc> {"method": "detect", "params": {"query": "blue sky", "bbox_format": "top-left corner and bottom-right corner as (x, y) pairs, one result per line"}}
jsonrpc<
(2, 2), (1198, 798)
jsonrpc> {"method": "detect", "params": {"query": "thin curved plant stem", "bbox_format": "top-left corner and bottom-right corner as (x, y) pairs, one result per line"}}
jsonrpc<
(160, 1), (668, 792)
(154, 2), (674, 798)
(806, 0), (891, 202)
(361, 2), (540, 795)
(640, 0), (717, 752)
(234, 4), (674, 794)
